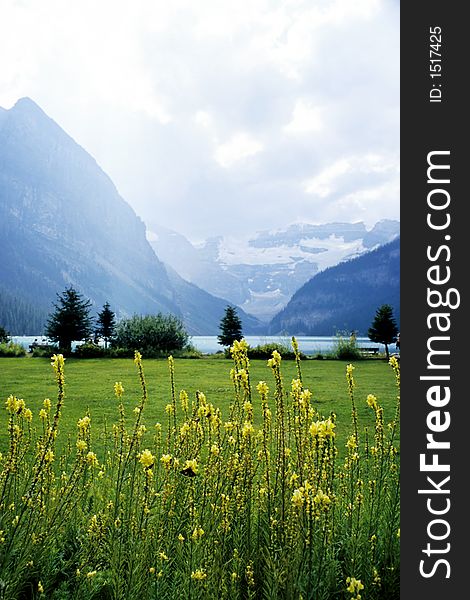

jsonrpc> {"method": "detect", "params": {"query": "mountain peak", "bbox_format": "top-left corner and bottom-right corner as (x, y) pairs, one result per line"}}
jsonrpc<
(12, 96), (46, 115)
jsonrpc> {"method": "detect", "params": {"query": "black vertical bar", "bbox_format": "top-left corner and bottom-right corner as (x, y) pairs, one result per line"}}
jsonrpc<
(401, 3), (467, 597)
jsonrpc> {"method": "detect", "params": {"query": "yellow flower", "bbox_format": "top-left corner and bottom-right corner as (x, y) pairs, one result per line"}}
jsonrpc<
(346, 577), (364, 594)
(292, 488), (304, 508)
(149, 567), (155, 574)
(43, 398), (52, 411)
(242, 422), (254, 437)
(165, 403), (174, 415)
(267, 350), (282, 368)
(76, 440), (87, 452)
(191, 526), (204, 540)
(180, 422), (190, 437)
(86, 452), (98, 467)
(178, 533), (185, 542)
(139, 449), (155, 469)
(38, 581), (44, 593)
(24, 408), (33, 422)
(182, 459), (198, 476)
(256, 381), (269, 396)
(180, 390), (189, 411)
(114, 382), (124, 398)
(191, 568), (207, 581)
(44, 449), (54, 463)
(367, 394), (378, 409)
(160, 454), (173, 467)
(159, 552), (168, 561)
(5, 395), (19, 414)
(87, 571), (97, 578)
(77, 415), (91, 430)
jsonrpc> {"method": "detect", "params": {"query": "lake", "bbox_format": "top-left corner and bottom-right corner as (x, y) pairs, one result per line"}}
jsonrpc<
(11, 335), (395, 356)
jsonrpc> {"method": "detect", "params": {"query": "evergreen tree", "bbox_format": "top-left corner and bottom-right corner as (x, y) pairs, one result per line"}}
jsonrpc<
(96, 302), (116, 349)
(218, 305), (243, 347)
(368, 304), (398, 360)
(45, 287), (94, 353)
(0, 325), (10, 343)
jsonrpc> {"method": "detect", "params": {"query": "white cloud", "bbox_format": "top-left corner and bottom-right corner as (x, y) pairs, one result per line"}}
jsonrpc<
(283, 99), (323, 135)
(214, 133), (263, 168)
(0, 0), (399, 240)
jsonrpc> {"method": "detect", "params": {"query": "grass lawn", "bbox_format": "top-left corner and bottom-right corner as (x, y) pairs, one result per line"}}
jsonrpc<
(0, 355), (399, 457)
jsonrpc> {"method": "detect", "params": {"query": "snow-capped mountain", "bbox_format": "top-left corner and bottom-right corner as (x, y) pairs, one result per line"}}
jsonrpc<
(148, 220), (400, 322)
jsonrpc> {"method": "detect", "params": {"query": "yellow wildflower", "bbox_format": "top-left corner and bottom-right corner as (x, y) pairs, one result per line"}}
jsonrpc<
(346, 577), (364, 595)
(160, 454), (173, 467)
(38, 581), (44, 593)
(76, 440), (87, 452)
(242, 422), (254, 437)
(182, 458), (198, 476)
(191, 568), (207, 581)
(267, 350), (282, 368)
(292, 488), (304, 508)
(44, 449), (54, 463)
(5, 395), (19, 414)
(191, 526), (204, 540)
(139, 449), (155, 469)
(86, 452), (98, 467)
(24, 408), (33, 421)
(77, 415), (91, 430)
(114, 382), (124, 398)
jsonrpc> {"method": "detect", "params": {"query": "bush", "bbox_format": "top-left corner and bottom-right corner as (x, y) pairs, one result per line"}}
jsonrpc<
(31, 344), (59, 358)
(0, 341), (26, 357)
(112, 313), (189, 357)
(331, 331), (362, 360)
(74, 341), (107, 358)
(247, 342), (306, 360)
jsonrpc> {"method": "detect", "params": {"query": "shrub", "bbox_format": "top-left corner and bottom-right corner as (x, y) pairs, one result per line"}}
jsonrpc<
(112, 313), (189, 357)
(331, 331), (362, 360)
(31, 344), (59, 358)
(74, 341), (107, 358)
(247, 341), (306, 360)
(0, 341), (26, 357)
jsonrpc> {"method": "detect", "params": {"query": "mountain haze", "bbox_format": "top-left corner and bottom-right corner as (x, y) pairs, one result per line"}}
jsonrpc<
(0, 98), (262, 335)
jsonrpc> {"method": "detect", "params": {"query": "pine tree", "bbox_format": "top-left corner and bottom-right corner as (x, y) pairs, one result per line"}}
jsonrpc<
(0, 325), (10, 343)
(218, 305), (243, 347)
(96, 302), (116, 349)
(45, 287), (94, 353)
(368, 304), (398, 360)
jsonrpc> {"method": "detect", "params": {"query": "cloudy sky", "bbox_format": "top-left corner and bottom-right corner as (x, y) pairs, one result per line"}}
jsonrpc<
(0, 0), (399, 242)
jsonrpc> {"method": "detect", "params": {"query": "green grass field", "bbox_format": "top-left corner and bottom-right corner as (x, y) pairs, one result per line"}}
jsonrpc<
(0, 355), (399, 457)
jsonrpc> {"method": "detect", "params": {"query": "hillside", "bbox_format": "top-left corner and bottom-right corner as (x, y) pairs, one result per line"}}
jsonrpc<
(268, 237), (400, 336)
(0, 98), (262, 335)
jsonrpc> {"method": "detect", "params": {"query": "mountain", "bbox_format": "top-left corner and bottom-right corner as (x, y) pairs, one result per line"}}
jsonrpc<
(268, 237), (400, 336)
(0, 98), (262, 335)
(148, 220), (400, 321)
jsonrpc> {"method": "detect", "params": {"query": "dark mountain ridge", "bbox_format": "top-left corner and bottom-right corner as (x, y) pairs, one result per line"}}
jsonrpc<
(268, 237), (400, 336)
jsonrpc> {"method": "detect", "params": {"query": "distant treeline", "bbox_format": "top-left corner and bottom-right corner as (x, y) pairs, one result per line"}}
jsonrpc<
(0, 288), (46, 335)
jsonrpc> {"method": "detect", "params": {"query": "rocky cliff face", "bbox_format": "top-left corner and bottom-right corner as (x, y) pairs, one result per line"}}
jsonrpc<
(0, 98), (262, 335)
(268, 237), (400, 336)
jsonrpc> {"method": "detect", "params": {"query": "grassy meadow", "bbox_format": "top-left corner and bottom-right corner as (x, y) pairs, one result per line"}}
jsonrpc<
(0, 345), (400, 599)
(0, 355), (398, 457)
